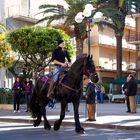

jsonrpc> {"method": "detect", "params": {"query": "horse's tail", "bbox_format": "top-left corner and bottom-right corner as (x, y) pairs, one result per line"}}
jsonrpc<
(30, 87), (41, 118)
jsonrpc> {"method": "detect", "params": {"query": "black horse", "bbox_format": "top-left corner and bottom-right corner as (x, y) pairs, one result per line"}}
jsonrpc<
(30, 55), (98, 133)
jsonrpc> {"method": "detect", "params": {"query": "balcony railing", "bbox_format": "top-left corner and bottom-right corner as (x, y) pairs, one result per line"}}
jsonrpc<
(126, 32), (140, 44)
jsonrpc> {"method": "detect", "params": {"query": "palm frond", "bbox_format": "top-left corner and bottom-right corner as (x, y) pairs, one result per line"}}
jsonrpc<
(39, 4), (61, 9)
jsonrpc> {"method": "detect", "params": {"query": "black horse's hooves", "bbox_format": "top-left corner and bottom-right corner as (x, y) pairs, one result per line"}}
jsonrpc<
(53, 120), (61, 131)
(77, 130), (85, 134)
(44, 126), (51, 130)
(33, 123), (39, 127)
(33, 120), (41, 127)
(75, 128), (85, 134)
(44, 125), (51, 130)
(53, 126), (59, 131)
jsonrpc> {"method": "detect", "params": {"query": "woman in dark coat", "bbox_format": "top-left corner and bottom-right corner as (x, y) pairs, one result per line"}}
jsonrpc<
(24, 78), (33, 112)
(12, 77), (23, 113)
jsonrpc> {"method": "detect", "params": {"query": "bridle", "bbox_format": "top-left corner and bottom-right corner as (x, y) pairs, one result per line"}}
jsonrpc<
(83, 59), (96, 78)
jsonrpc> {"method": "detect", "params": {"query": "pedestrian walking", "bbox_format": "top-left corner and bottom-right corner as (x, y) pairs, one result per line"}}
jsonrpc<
(12, 77), (23, 113)
(83, 76), (96, 121)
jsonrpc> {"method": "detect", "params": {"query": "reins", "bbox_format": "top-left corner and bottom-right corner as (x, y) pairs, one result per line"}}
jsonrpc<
(60, 83), (82, 93)
(58, 59), (88, 93)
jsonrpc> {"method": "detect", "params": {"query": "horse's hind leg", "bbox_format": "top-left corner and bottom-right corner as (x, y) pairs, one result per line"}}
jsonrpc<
(33, 114), (42, 127)
(73, 101), (84, 134)
(54, 102), (66, 131)
(41, 106), (51, 130)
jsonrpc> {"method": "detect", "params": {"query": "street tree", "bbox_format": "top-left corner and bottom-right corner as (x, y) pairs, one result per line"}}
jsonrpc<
(7, 26), (74, 78)
(0, 32), (15, 68)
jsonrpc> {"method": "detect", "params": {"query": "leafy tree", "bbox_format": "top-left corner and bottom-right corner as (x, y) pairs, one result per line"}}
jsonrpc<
(0, 32), (15, 68)
(37, 0), (90, 57)
(7, 26), (74, 78)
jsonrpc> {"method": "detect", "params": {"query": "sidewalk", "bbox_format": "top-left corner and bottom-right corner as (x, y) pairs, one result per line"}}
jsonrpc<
(0, 102), (140, 131)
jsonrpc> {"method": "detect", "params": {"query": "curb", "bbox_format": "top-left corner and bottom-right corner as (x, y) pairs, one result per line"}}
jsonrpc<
(0, 104), (13, 110)
(0, 117), (140, 131)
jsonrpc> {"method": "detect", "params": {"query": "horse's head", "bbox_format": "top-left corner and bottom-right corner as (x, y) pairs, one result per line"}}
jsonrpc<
(83, 55), (99, 83)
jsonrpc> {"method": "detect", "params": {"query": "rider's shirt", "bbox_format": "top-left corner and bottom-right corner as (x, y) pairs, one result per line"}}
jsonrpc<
(52, 47), (71, 66)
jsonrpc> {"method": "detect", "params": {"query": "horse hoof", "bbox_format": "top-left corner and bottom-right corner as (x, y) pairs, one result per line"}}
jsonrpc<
(33, 123), (38, 127)
(54, 121), (60, 131)
(78, 130), (85, 134)
(33, 120), (41, 127)
(44, 125), (51, 130)
(76, 128), (85, 134)
(53, 126), (59, 131)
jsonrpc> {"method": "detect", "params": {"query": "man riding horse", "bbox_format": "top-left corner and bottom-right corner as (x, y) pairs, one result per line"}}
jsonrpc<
(30, 38), (98, 133)
(47, 39), (71, 98)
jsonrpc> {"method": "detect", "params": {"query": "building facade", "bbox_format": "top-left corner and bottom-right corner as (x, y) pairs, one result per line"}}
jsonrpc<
(0, 0), (139, 89)
(83, 16), (137, 83)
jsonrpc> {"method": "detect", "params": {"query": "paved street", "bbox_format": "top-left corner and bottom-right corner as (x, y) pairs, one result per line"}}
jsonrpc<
(0, 102), (140, 131)
(1, 122), (140, 140)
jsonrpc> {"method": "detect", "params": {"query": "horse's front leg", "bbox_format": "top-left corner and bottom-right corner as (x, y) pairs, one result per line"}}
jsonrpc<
(33, 114), (42, 127)
(41, 106), (51, 130)
(54, 102), (66, 131)
(73, 100), (84, 134)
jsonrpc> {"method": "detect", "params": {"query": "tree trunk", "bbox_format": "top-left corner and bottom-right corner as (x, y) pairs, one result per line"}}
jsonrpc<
(116, 34), (123, 79)
(74, 24), (85, 57)
(75, 38), (83, 57)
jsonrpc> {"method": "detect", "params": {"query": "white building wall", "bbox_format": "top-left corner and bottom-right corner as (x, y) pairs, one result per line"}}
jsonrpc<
(0, 0), (6, 24)
(0, 68), (6, 87)
(98, 24), (136, 50)
(5, 0), (21, 18)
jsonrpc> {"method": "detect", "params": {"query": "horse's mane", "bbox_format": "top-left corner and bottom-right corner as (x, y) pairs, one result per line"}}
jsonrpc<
(68, 56), (86, 73)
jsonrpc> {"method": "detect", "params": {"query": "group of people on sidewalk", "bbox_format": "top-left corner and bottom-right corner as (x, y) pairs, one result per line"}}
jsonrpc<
(12, 77), (33, 113)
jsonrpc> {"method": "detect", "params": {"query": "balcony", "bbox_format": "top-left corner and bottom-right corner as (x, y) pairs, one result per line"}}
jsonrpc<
(126, 32), (140, 45)
(12, 15), (38, 24)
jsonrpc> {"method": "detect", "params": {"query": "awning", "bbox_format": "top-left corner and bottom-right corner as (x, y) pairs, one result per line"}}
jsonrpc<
(110, 76), (140, 84)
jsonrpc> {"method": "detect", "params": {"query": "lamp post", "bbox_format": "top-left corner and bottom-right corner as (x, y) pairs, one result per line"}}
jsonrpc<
(75, 4), (103, 55)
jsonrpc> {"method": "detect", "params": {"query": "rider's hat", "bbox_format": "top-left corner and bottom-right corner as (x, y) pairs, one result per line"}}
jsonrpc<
(58, 39), (64, 45)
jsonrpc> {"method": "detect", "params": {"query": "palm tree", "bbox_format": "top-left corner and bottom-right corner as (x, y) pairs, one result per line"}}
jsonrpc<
(0, 23), (6, 32)
(92, 0), (140, 79)
(37, 0), (90, 57)
(37, 0), (140, 79)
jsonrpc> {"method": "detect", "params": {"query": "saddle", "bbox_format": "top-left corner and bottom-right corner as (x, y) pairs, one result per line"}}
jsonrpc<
(46, 71), (67, 98)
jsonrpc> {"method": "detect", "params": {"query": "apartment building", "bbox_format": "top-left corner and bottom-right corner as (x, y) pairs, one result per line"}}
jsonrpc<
(83, 16), (137, 83)
(127, 14), (140, 80)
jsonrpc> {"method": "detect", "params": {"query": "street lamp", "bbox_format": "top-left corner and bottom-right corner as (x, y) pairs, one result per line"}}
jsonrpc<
(75, 3), (103, 55)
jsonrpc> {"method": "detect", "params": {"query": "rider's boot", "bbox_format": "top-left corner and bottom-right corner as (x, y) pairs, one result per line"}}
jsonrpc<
(47, 80), (56, 98)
